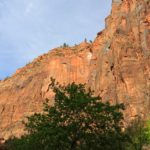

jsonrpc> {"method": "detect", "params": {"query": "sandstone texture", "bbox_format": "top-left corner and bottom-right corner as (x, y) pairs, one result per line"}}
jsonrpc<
(0, 0), (149, 139)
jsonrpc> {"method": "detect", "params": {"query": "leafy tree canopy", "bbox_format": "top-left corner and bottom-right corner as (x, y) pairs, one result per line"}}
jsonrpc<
(7, 79), (128, 150)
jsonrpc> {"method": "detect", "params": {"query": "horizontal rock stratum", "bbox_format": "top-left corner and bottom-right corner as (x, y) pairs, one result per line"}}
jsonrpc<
(0, 0), (150, 139)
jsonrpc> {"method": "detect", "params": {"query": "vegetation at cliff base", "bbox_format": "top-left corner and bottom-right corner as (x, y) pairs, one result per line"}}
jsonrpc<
(5, 79), (150, 150)
(6, 79), (128, 150)
(125, 118), (150, 150)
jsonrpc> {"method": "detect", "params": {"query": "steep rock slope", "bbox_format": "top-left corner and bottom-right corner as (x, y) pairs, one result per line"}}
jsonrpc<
(90, 0), (150, 122)
(0, 0), (149, 139)
(0, 43), (92, 138)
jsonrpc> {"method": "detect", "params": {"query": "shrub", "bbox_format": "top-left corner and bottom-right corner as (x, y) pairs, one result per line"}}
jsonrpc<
(6, 79), (128, 150)
(125, 117), (150, 150)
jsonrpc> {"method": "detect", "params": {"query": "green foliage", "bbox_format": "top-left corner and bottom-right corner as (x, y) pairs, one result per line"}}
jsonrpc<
(125, 117), (150, 150)
(89, 40), (92, 43)
(144, 120), (150, 143)
(6, 79), (127, 150)
(59, 43), (69, 48)
(84, 38), (87, 43)
(63, 43), (69, 48)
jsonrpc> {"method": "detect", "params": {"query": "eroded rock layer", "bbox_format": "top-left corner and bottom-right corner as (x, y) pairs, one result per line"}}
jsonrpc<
(0, 0), (149, 139)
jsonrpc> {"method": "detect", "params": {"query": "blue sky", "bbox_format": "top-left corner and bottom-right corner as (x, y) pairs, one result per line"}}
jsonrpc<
(0, 0), (111, 79)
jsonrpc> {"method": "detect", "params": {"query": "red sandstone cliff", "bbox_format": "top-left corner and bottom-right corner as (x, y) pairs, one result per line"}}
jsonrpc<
(0, 0), (149, 139)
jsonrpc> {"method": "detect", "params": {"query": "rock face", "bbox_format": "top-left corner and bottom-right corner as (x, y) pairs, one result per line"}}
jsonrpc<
(0, 0), (149, 139)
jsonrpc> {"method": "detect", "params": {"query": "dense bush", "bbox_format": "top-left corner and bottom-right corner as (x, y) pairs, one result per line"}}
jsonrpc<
(6, 79), (131, 150)
(125, 118), (150, 150)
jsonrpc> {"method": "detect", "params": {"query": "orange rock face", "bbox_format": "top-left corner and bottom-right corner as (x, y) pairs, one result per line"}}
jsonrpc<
(0, 0), (150, 139)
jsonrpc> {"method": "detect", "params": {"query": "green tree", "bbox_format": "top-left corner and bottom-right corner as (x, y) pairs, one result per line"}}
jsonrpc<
(63, 43), (69, 47)
(89, 40), (92, 43)
(144, 120), (150, 143)
(84, 38), (87, 43)
(7, 79), (127, 150)
(125, 118), (150, 150)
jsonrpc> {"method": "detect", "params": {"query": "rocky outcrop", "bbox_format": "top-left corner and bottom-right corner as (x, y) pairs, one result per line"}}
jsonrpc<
(91, 0), (150, 121)
(0, 0), (149, 139)
(0, 43), (92, 138)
